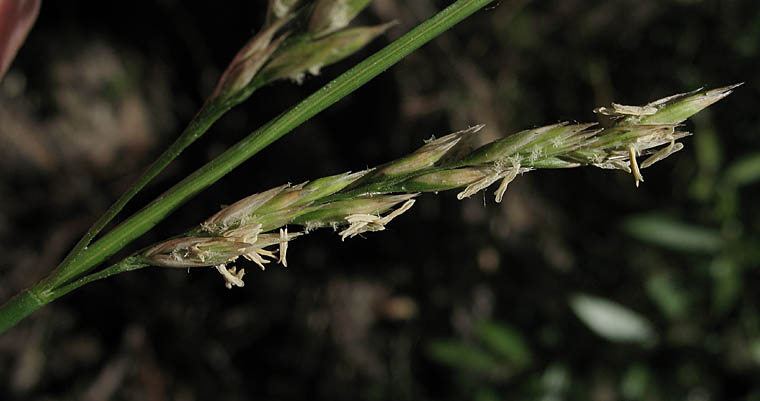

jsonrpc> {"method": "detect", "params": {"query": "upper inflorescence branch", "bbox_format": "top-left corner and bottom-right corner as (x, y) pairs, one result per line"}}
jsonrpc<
(212, 0), (394, 107)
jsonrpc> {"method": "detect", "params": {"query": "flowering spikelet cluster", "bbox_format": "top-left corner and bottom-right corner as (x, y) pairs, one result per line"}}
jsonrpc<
(142, 85), (739, 288)
(212, 0), (393, 106)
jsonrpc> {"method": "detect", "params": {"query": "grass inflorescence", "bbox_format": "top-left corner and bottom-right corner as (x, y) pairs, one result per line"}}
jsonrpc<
(142, 84), (740, 288)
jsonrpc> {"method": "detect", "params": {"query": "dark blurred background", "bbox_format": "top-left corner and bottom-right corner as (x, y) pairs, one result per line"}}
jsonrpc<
(1, 0), (760, 400)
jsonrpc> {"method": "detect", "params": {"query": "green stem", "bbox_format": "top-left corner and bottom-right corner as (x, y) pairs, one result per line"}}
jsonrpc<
(0, 0), (493, 333)
(0, 289), (45, 334)
(47, 258), (150, 302)
(0, 258), (149, 334)
(54, 101), (229, 277)
(0, 102), (227, 335)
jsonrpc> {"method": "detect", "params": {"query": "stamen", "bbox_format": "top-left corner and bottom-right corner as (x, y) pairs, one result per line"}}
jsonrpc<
(223, 223), (262, 244)
(278, 228), (289, 267)
(641, 138), (683, 169)
(494, 161), (521, 203)
(377, 199), (416, 225)
(215, 264), (245, 289)
(339, 199), (416, 240)
(457, 170), (507, 200)
(243, 251), (271, 271)
(628, 144), (644, 187)
(610, 160), (632, 173)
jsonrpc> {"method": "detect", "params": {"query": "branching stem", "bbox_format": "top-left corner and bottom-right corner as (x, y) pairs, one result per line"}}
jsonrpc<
(0, 0), (495, 334)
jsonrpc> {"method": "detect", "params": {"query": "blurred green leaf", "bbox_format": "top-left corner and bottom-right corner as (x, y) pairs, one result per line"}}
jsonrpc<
(724, 152), (760, 187)
(693, 117), (723, 173)
(541, 363), (569, 396)
(750, 339), (760, 366)
(501, 10), (538, 50)
(570, 294), (657, 344)
(475, 321), (533, 367)
(426, 339), (500, 374)
(621, 213), (721, 254)
(734, 10), (760, 56)
(742, 237), (760, 264)
(645, 274), (689, 321)
(691, 178), (716, 204)
(690, 117), (722, 202)
(709, 257), (741, 316)
(475, 386), (501, 401)
(715, 188), (740, 220)
(621, 364), (652, 400)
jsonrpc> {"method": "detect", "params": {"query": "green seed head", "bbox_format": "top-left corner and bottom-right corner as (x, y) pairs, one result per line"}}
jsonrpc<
(594, 84), (742, 126)
(291, 193), (418, 228)
(377, 125), (484, 177)
(461, 123), (594, 167)
(401, 167), (491, 192)
(258, 21), (395, 84)
(210, 18), (291, 105)
(143, 85), (737, 281)
(143, 237), (254, 268)
(637, 84), (742, 125)
(309, 0), (374, 37)
(203, 184), (289, 232)
(293, 170), (373, 206)
(268, 0), (301, 20)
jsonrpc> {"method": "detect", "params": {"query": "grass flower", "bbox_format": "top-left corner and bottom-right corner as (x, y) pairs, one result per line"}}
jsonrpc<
(141, 85), (739, 288)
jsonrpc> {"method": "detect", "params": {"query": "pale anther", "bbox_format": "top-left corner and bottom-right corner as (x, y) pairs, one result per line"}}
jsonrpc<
(628, 145), (644, 187)
(278, 228), (289, 267)
(215, 264), (245, 289)
(494, 161), (521, 203)
(641, 138), (683, 169)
